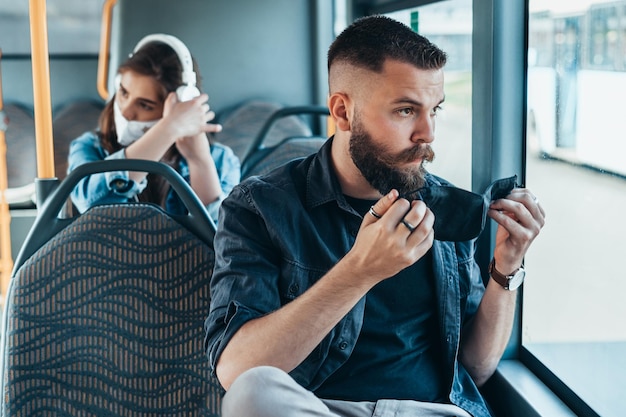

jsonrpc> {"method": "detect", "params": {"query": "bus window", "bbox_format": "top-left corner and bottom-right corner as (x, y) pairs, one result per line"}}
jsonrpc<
(385, 0), (472, 190)
(524, 1), (625, 416)
(0, 0), (104, 55)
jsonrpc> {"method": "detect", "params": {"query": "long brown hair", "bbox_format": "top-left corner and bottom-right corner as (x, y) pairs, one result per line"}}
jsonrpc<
(98, 40), (203, 207)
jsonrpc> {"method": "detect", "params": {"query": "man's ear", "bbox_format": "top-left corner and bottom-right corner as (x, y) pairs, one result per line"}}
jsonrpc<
(328, 92), (352, 132)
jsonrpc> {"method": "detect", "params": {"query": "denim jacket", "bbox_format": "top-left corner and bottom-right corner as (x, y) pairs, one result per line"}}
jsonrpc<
(205, 138), (492, 417)
(68, 131), (240, 223)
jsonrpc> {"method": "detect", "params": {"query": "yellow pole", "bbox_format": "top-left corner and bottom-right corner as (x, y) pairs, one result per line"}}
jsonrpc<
(29, 0), (55, 180)
(0, 49), (14, 299)
(97, 0), (118, 100)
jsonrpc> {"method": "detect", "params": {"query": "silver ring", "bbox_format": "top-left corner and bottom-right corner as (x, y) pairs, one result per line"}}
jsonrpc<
(401, 219), (416, 233)
(368, 206), (382, 219)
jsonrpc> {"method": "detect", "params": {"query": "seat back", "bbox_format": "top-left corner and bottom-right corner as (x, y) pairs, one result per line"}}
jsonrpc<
(0, 160), (223, 417)
(242, 136), (327, 179)
(2, 100), (105, 208)
(3, 103), (36, 189)
(213, 100), (312, 161)
(240, 105), (330, 178)
(52, 99), (105, 181)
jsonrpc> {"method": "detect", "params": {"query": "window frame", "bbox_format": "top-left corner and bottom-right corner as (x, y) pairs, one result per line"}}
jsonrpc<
(473, 0), (603, 415)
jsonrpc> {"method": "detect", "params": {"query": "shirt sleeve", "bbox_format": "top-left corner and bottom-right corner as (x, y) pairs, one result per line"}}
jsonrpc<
(68, 132), (147, 213)
(204, 142), (241, 223)
(203, 182), (281, 375)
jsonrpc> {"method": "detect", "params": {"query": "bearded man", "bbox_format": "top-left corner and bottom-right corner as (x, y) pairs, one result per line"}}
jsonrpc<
(204, 15), (544, 417)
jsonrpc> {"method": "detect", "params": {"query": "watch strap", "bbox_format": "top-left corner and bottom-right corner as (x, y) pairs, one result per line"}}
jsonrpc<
(489, 258), (518, 289)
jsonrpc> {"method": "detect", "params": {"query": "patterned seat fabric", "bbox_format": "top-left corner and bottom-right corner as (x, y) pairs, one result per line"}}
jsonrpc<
(1, 203), (223, 416)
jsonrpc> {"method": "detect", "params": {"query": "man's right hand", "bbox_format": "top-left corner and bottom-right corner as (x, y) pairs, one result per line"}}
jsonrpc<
(347, 189), (435, 287)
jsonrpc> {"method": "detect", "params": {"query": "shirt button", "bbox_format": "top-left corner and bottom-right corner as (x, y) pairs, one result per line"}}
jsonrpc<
(339, 341), (348, 350)
(288, 283), (299, 295)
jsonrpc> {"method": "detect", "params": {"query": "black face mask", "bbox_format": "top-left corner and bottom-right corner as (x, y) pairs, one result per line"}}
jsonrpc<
(401, 175), (518, 242)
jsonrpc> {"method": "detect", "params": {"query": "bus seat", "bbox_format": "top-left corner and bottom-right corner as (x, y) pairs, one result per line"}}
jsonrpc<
(0, 160), (223, 417)
(1, 99), (104, 208)
(52, 99), (105, 181)
(242, 136), (327, 179)
(240, 105), (330, 178)
(213, 100), (311, 161)
(3, 103), (37, 192)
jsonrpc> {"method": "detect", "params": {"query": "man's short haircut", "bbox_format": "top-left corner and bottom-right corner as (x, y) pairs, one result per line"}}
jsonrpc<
(328, 15), (447, 73)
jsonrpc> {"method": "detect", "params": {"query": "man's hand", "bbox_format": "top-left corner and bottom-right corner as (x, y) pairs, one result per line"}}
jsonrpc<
(345, 189), (435, 287)
(488, 188), (546, 274)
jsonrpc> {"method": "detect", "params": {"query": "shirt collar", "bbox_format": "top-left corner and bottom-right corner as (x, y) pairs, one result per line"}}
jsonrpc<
(304, 136), (351, 210)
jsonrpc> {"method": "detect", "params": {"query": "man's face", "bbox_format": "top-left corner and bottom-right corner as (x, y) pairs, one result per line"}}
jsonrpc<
(347, 61), (444, 196)
(349, 110), (434, 196)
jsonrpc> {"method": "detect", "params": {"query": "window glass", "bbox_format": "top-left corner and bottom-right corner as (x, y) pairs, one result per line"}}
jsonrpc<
(334, 0), (348, 37)
(525, 1), (625, 415)
(386, 0), (472, 190)
(0, 0), (104, 54)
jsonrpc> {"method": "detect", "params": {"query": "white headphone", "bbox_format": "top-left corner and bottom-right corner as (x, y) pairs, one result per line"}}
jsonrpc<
(115, 33), (201, 102)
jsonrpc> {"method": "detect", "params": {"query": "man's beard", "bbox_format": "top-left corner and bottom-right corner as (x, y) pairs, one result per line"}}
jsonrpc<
(349, 115), (435, 196)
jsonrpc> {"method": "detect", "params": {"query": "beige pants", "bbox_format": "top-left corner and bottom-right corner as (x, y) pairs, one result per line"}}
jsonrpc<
(222, 366), (473, 417)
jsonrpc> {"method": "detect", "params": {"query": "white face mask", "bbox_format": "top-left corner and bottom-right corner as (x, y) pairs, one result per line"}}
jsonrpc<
(113, 100), (160, 146)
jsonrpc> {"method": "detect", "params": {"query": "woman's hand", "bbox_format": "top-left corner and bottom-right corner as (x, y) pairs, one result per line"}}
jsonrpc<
(162, 92), (222, 140)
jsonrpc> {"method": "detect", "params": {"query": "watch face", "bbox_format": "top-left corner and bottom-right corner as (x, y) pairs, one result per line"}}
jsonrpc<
(507, 269), (526, 290)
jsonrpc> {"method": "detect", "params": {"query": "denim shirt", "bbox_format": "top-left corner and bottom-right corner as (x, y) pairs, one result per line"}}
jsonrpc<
(205, 138), (492, 417)
(68, 131), (241, 223)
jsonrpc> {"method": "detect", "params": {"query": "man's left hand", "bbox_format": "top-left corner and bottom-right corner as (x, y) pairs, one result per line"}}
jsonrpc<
(487, 188), (546, 274)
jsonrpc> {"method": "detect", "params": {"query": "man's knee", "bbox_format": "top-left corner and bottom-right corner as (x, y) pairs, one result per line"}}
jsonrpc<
(222, 366), (333, 417)
(222, 366), (294, 416)
(229, 366), (291, 398)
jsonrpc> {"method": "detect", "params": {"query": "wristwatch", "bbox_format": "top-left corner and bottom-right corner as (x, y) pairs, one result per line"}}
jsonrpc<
(489, 259), (525, 291)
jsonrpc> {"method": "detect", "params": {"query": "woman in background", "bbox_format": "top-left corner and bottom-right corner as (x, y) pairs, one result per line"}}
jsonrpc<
(68, 34), (240, 223)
